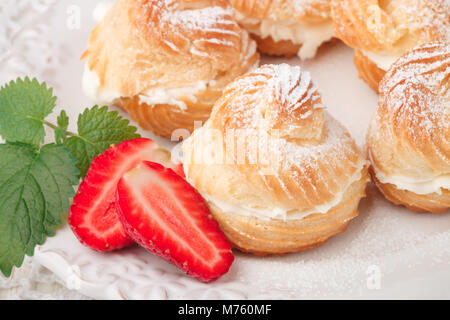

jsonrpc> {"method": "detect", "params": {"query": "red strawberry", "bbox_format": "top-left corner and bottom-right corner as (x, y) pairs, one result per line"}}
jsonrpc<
(115, 161), (234, 282)
(173, 163), (185, 178)
(69, 138), (180, 252)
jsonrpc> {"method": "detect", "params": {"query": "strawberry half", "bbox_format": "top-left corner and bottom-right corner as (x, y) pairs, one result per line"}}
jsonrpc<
(115, 161), (234, 282)
(69, 138), (181, 252)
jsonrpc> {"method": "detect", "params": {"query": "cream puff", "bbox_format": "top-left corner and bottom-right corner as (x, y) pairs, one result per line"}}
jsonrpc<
(367, 42), (449, 213)
(182, 64), (369, 255)
(82, 0), (259, 138)
(229, 0), (334, 59)
(331, 0), (450, 91)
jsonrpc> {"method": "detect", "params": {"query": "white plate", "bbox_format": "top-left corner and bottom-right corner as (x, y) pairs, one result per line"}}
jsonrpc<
(2, 0), (449, 300)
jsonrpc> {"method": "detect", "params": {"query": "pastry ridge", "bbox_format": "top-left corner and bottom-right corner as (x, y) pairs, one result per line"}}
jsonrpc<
(332, 0), (450, 52)
(367, 42), (450, 213)
(230, 0), (331, 22)
(82, 0), (259, 137)
(183, 64), (369, 254)
(331, 0), (450, 90)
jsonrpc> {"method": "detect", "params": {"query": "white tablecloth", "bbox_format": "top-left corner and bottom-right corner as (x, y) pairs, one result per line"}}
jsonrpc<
(0, 258), (87, 300)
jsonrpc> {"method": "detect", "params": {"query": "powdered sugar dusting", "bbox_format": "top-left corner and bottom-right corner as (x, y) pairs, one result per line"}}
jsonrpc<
(143, 0), (241, 57)
(221, 64), (324, 129)
(333, 0), (449, 51)
(403, 0), (450, 42)
(234, 184), (450, 298)
(270, 63), (324, 116)
(291, 0), (331, 19)
(380, 42), (449, 144)
(279, 113), (364, 199)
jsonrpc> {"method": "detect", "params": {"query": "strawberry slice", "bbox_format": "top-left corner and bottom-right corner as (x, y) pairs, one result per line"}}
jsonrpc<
(69, 138), (181, 252)
(173, 162), (185, 178)
(115, 161), (234, 282)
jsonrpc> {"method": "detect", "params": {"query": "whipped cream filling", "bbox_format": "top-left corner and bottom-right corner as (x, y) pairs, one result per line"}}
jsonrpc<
(235, 13), (334, 60)
(361, 50), (403, 71)
(138, 81), (212, 110)
(82, 64), (212, 110)
(82, 64), (122, 106)
(369, 150), (450, 195)
(184, 160), (367, 221)
(370, 159), (450, 195)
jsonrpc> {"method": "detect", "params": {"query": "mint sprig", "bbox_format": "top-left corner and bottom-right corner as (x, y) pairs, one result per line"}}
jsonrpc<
(0, 78), (141, 276)
(0, 78), (56, 147)
(55, 110), (69, 144)
(64, 106), (139, 177)
(0, 143), (78, 277)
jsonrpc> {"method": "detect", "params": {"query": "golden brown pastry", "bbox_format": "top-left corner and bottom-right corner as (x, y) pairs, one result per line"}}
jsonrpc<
(367, 42), (450, 213)
(82, 0), (259, 138)
(331, 0), (450, 91)
(182, 64), (369, 254)
(229, 0), (334, 59)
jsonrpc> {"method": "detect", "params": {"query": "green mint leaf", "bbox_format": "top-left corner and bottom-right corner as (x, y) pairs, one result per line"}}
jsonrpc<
(55, 110), (69, 144)
(0, 143), (78, 277)
(0, 78), (56, 146)
(64, 106), (140, 178)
